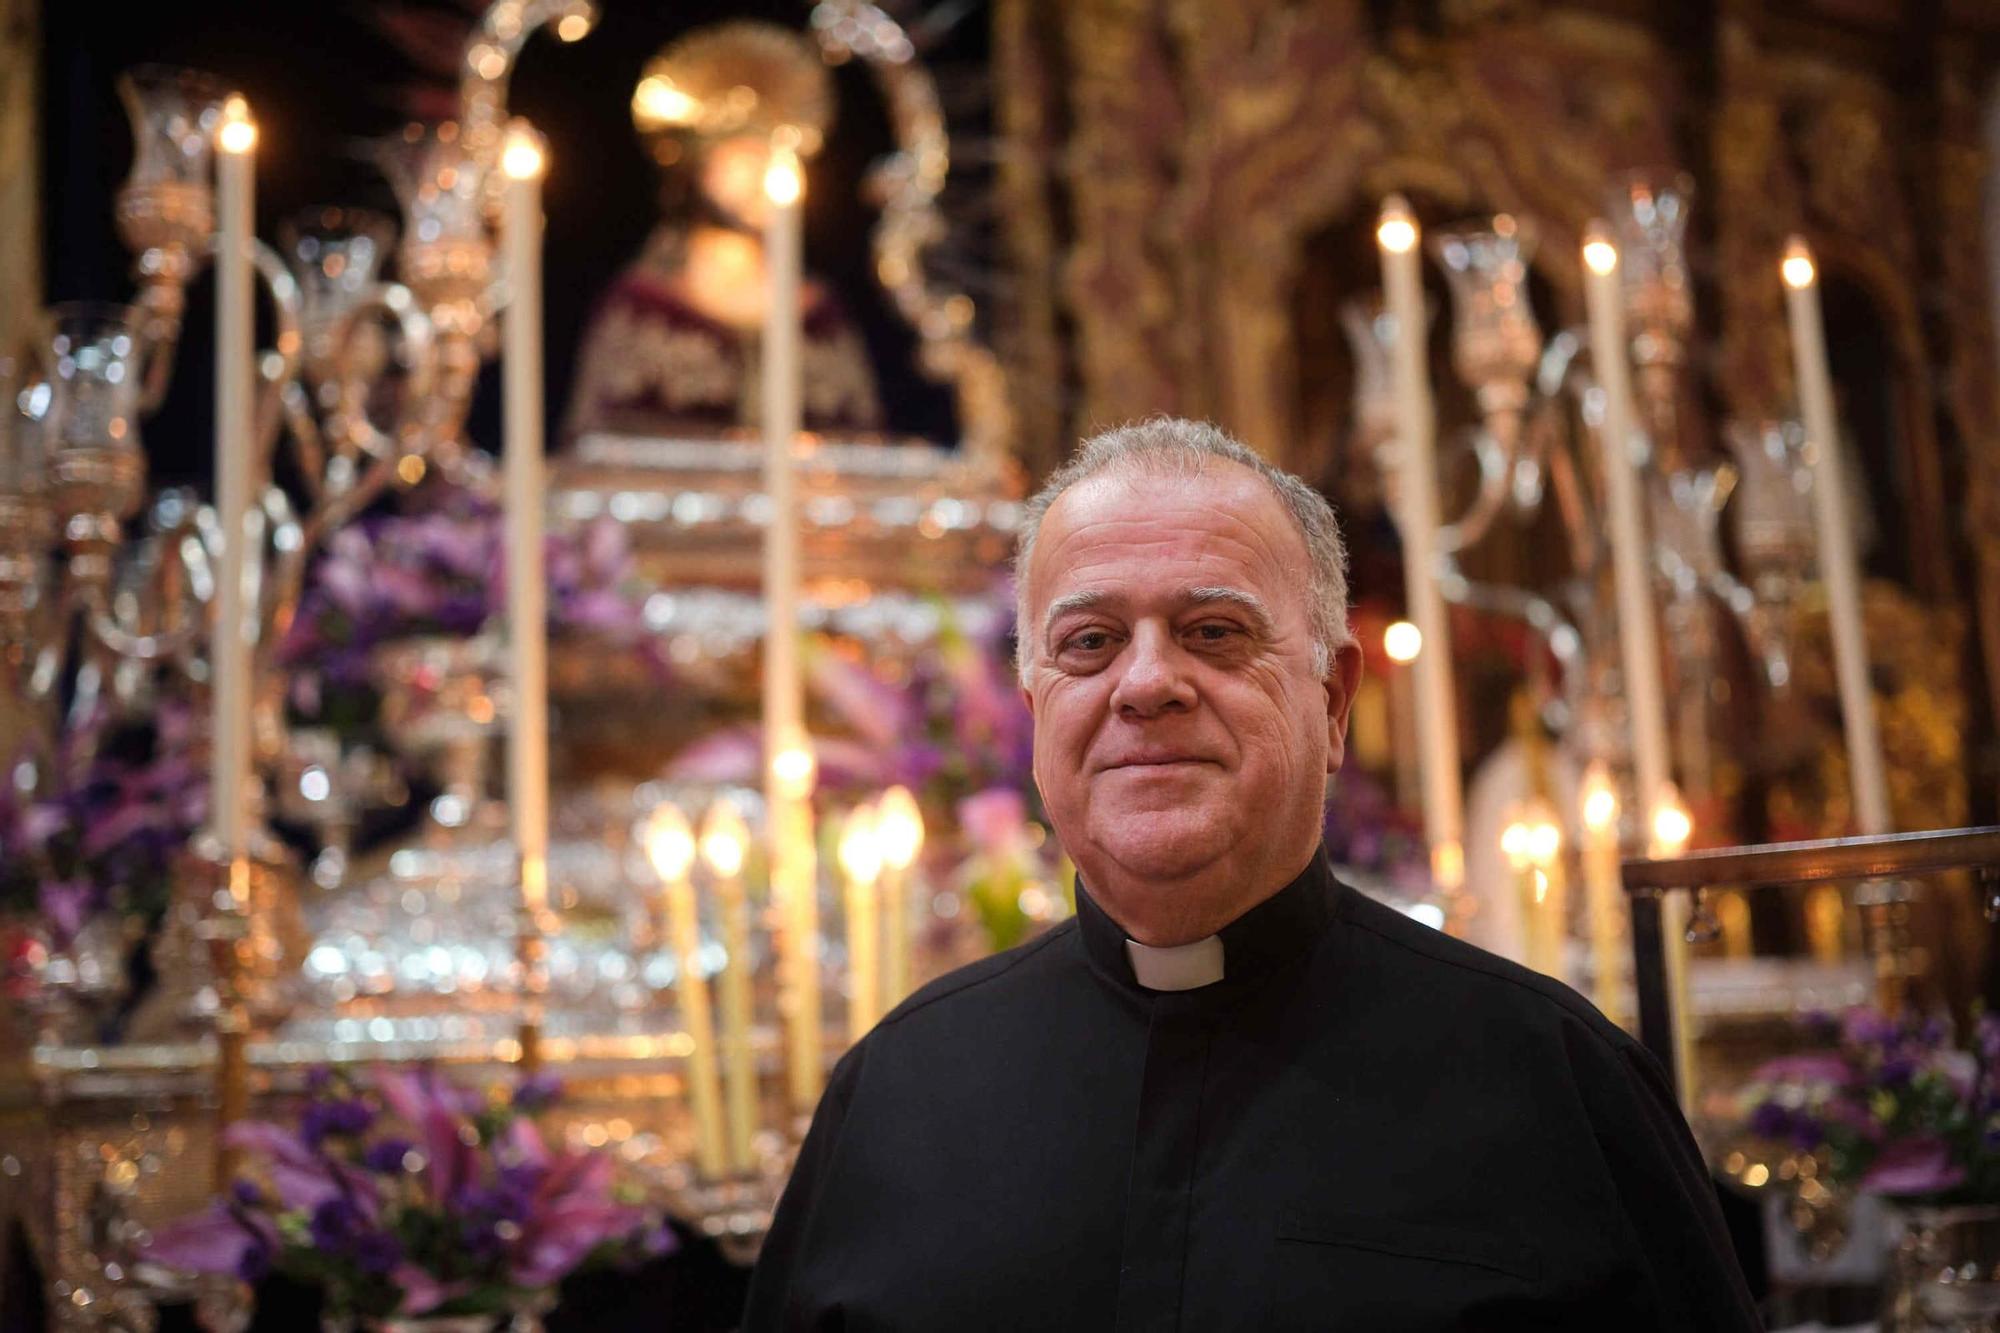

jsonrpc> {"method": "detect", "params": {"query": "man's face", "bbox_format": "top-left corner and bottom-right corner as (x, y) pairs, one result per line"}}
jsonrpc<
(1020, 463), (1361, 940)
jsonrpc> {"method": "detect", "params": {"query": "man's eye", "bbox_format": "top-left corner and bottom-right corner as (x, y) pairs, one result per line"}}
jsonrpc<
(1064, 630), (1111, 652)
(1190, 623), (1241, 642)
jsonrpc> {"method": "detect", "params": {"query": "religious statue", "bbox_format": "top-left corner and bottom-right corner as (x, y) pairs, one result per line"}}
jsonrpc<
(563, 21), (883, 441)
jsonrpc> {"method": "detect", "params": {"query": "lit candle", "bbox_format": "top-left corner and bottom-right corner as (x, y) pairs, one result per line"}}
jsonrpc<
(875, 785), (925, 1007)
(839, 803), (882, 1040)
(210, 94), (257, 863)
(761, 139), (805, 767)
(760, 135), (819, 1110)
(647, 803), (725, 1180)
(700, 799), (757, 1174)
(1375, 197), (1465, 905)
(500, 123), (550, 1068)
(1381, 621), (1422, 813)
(1578, 762), (1626, 1027)
(1650, 784), (1698, 1100)
(1782, 238), (1892, 836)
(771, 739), (821, 1111)
(1584, 225), (1690, 1071)
(1580, 228), (1675, 826)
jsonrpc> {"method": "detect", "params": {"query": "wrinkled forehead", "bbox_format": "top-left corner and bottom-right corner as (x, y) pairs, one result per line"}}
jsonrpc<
(1022, 462), (1307, 614)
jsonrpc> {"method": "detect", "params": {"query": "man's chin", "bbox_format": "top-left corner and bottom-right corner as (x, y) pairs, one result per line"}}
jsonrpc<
(1085, 812), (1231, 884)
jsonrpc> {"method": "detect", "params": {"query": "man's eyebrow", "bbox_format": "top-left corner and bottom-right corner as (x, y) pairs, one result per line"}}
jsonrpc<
(1183, 586), (1276, 634)
(1042, 590), (1110, 638)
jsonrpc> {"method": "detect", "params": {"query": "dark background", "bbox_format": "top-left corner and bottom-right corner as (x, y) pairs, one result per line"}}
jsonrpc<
(40, 0), (984, 490)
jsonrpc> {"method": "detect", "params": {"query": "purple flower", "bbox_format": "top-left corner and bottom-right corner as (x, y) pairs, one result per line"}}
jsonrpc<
(362, 1137), (416, 1174)
(1862, 1136), (1969, 1197)
(513, 1071), (564, 1112)
(142, 1199), (279, 1283)
(301, 1097), (375, 1146)
(221, 1120), (376, 1217)
(309, 1196), (364, 1250)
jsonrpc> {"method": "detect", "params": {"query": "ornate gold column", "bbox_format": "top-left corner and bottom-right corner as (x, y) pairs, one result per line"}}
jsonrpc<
(0, 0), (37, 356)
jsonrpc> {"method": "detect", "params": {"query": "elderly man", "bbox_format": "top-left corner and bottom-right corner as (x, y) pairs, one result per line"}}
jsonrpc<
(745, 419), (1760, 1330)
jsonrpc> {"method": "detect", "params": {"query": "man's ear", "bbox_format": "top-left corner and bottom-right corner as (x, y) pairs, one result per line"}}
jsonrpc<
(1324, 640), (1364, 775)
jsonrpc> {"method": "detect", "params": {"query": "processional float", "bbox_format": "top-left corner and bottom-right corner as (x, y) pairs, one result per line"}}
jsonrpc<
(0, 1), (1028, 1324)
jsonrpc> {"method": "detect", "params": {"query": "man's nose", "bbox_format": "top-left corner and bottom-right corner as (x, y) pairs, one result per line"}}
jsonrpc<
(1109, 624), (1196, 718)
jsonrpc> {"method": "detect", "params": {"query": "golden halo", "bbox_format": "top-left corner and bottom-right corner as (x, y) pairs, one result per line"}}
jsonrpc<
(632, 21), (834, 158)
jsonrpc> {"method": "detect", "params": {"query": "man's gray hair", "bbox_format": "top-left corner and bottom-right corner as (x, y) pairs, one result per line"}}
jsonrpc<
(1014, 417), (1353, 684)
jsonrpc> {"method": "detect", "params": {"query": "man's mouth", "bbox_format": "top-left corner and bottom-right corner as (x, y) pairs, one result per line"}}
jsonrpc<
(1101, 754), (1216, 771)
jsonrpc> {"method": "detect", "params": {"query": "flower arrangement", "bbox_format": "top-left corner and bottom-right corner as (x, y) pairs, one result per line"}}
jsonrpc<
(144, 1068), (673, 1322)
(278, 490), (663, 726)
(1737, 1007), (2000, 1201)
(0, 699), (205, 951)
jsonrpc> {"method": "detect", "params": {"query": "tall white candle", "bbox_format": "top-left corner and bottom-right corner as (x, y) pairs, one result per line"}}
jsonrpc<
(498, 125), (551, 1071)
(700, 800), (758, 1175)
(1583, 226), (1697, 1096)
(647, 805), (725, 1180)
(210, 95), (257, 861)
(761, 140), (822, 1109)
(1783, 238), (1892, 836)
(1375, 198), (1465, 900)
(501, 124), (550, 902)
(1580, 228), (1674, 827)
(761, 143), (805, 760)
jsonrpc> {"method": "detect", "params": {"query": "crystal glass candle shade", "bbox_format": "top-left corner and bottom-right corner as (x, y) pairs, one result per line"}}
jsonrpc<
(1606, 171), (1695, 361)
(113, 66), (225, 282)
(43, 303), (149, 543)
(1725, 419), (1814, 608)
(281, 206), (396, 390)
(1431, 215), (1544, 436)
(374, 123), (494, 324)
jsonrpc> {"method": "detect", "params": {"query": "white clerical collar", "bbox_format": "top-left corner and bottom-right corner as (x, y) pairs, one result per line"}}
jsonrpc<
(1124, 935), (1225, 991)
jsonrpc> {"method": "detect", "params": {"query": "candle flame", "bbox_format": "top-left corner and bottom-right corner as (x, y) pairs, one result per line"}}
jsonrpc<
(875, 785), (925, 869)
(771, 743), (816, 800)
(838, 804), (884, 888)
(1582, 230), (1618, 277)
(1650, 787), (1693, 857)
(765, 147), (804, 207)
(1382, 620), (1422, 664)
(1376, 204), (1418, 255)
(502, 127), (546, 181)
(642, 803), (696, 883)
(1580, 762), (1619, 833)
(1501, 804), (1562, 870)
(699, 800), (749, 878)
(218, 96), (257, 155)
(1781, 238), (1817, 290)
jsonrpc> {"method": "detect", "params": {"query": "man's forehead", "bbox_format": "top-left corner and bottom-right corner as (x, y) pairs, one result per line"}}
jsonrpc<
(1029, 464), (1301, 588)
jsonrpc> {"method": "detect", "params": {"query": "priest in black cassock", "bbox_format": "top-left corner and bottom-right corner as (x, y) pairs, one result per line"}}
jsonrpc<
(745, 418), (1762, 1331)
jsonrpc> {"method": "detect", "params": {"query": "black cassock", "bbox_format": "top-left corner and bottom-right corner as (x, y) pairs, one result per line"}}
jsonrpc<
(745, 846), (1762, 1331)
